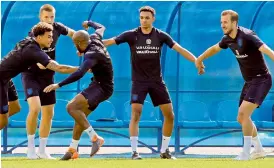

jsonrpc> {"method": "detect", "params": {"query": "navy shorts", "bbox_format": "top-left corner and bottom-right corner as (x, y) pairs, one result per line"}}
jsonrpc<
(21, 73), (56, 106)
(131, 81), (171, 106)
(0, 80), (18, 114)
(8, 80), (18, 102)
(239, 73), (272, 106)
(80, 82), (113, 111)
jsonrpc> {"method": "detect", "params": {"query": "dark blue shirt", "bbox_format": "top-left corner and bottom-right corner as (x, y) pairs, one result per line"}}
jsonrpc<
(0, 38), (51, 80)
(59, 21), (113, 91)
(219, 26), (268, 81)
(115, 27), (175, 82)
(25, 22), (68, 77)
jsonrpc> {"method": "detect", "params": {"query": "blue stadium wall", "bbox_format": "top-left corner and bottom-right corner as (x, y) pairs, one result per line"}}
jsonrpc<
(1, 1), (274, 147)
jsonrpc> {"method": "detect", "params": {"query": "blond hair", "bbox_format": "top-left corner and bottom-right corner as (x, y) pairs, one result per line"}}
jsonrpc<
(221, 10), (239, 24)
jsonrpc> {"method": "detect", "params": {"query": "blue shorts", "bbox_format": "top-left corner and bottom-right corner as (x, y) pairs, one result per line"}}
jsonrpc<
(0, 80), (18, 114)
(239, 73), (272, 106)
(131, 81), (171, 106)
(80, 82), (113, 111)
(21, 72), (56, 106)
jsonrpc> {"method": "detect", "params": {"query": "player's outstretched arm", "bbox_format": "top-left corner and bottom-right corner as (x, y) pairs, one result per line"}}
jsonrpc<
(103, 30), (133, 47)
(196, 43), (222, 69)
(172, 43), (196, 62)
(259, 44), (274, 61)
(102, 38), (116, 47)
(82, 20), (106, 38)
(67, 28), (75, 38)
(46, 60), (78, 74)
(37, 62), (78, 73)
(44, 58), (95, 93)
(172, 43), (205, 74)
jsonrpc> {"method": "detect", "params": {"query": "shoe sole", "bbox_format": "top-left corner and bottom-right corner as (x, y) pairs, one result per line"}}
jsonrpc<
(132, 157), (142, 160)
(27, 154), (39, 160)
(160, 155), (177, 160)
(27, 157), (39, 160)
(37, 154), (56, 160)
(60, 152), (79, 160)
(160, 157), (177, 160)
(251, 155), (266, 160)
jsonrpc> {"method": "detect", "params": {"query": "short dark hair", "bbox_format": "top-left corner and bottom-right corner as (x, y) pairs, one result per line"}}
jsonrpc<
(139, 6), (156, 16)
(40, 4), (55, 15)
(221, 10), (239, 24)
(32, 22), (53, 37)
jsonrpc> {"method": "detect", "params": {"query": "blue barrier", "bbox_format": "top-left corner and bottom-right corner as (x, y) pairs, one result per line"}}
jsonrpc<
(1, 1), (274, 154)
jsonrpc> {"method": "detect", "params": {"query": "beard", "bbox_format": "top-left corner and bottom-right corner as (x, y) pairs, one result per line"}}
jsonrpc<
(224, 28), (233, 35)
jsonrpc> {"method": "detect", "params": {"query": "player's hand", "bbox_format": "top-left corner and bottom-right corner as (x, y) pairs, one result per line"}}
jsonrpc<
(199, 62), (206, 75)
(195, 58), (205, 69)
(37, 63), (46, 70)
(195, 58), (205, 75)
(43, 84), (60, 93)
(82, 21), (89, 30)
(198, 67), (205, 75)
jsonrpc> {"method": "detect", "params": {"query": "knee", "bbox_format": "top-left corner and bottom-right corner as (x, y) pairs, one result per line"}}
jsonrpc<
(42, 110), (54, 120)
(131, 109), (142, 123)
(29, 105), (41, 117)
(160, 104), (174, 121)
(48, 111), (54, 119)
(237, 110), (248, 124)
(164, 111), (174, 122)
(0, 115), (9, 130)
(237, 114), (243, 124)
(66, 103), (76, 115)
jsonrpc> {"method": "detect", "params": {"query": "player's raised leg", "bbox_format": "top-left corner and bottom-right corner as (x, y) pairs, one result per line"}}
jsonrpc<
(61, 107), (91, 160)
(66, 94), (104, 157)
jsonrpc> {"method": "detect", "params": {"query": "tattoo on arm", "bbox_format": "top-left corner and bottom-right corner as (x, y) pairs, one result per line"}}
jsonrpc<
(46, 61), (59, 70)
(46, 61), (77, 73)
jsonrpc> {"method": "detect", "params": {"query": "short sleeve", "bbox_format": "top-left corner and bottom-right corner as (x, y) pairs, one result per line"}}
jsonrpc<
(114, 30), (135, 45)
(218, 36), (229, 49)
(29, 48), (51, 67)
(159, 30), (175, 48)
(55, 22), (69, 36)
